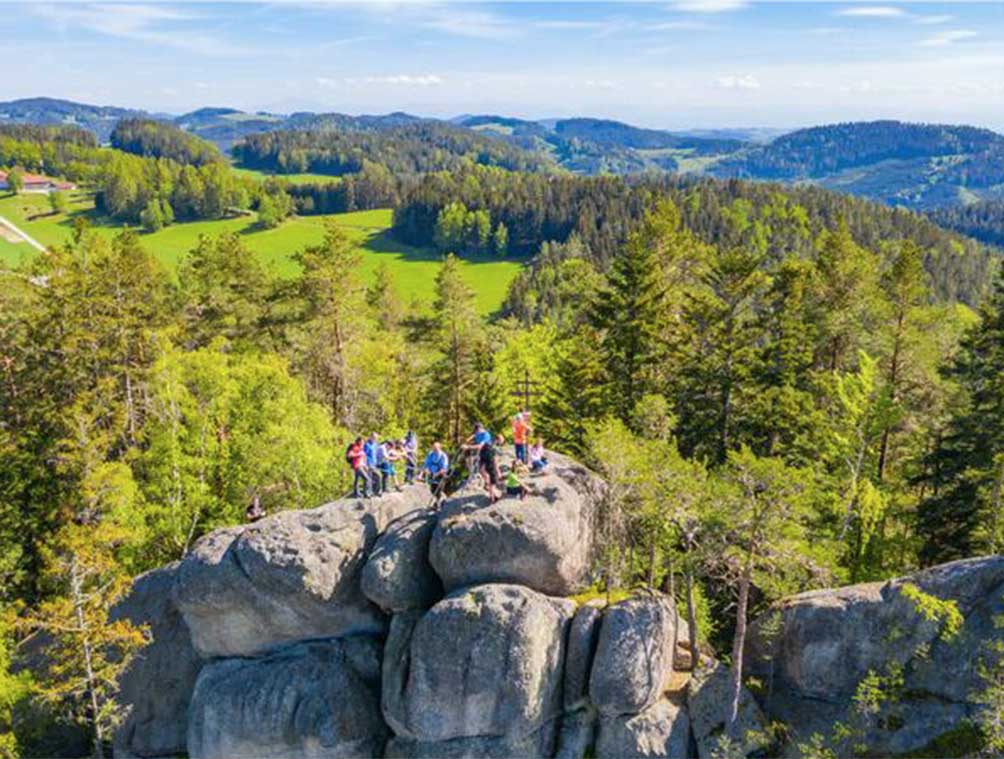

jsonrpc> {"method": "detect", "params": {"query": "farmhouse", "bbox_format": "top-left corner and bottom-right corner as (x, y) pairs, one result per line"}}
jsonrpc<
(0, 170), (76, 193)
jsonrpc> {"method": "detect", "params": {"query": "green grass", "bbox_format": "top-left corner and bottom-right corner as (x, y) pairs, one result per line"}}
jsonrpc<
(230, 166), (344, 185)
(0, 192), (522, 314)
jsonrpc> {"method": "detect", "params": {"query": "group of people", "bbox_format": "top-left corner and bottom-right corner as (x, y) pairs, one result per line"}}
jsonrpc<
(345, 431), (420, 499)
(457, 411), (550, 505)
(344, 410), (549, 506)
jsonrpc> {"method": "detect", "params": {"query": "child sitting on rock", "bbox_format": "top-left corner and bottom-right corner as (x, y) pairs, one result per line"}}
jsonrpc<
(505, 464), (532, 501)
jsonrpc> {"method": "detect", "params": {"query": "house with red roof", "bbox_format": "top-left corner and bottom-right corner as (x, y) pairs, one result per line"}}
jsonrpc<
(0, 170), (76, 194)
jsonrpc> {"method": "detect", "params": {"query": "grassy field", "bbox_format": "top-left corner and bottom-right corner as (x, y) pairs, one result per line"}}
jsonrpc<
(0, 192), (522, 314)
(230, 166), (344, 185)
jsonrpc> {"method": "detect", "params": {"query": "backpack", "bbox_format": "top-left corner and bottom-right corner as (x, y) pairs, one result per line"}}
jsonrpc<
(345, 443), (356, 465)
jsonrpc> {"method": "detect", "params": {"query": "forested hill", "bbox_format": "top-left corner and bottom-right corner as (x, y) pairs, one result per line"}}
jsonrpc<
(457, 114), (741, 174)
(0, 97), (154, 142)
(708, 120), (1004, 210)
(928, 199), (1004, 247)
(392, 166), (994, 306)
(231, 122), (555, 176)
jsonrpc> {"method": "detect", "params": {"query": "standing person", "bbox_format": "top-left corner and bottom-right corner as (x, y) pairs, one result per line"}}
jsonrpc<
(346, 436), (371, 498)
(403, 431), (418, 484)
(512, 411), (531, 465)
(463, 423), (493, 484)
(364, 433), (382, 496)
(529, 438), (549, 473)
(381, 440), (404, 492)
(421, 441), (450, 506)
(479, 434), (504, 504)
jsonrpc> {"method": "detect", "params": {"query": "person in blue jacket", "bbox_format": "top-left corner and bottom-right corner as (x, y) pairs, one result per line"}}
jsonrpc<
(421, 441), (450, 505)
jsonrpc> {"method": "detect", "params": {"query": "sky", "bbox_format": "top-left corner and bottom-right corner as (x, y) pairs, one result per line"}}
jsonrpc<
(4, 1), (1004, 130)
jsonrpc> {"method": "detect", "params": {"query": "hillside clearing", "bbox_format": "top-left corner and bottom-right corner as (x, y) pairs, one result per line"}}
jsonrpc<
(0, 193), (521, 314)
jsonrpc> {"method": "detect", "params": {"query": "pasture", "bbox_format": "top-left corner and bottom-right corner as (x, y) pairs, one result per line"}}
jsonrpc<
(0, 192), (522, 314)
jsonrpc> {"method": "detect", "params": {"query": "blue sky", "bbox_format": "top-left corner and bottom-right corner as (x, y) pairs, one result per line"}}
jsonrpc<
(4, 1), (1004, 130)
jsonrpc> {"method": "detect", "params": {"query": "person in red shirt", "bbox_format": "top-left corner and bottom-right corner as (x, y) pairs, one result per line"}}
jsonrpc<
(346, 437), (371, 498)
(512, 411), (531, 464)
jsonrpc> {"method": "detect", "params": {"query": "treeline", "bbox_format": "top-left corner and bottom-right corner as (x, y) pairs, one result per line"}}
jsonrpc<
(285, 163), (399, 215)
(110, 118), (222, 166)
(928, 200), (1004, 246)
(393, 166), (994, 304)
(0, 129), (293, 231)
(231, 122), (553, 177)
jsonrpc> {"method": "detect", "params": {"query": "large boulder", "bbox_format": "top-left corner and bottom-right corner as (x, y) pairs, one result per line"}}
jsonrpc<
(686, 662), (768, 759)
(564, 603), (603, 711)
(172, 490), (421, 657)
(589, 595), (679, 716)
(361, 508), (442, 612)
(112, 563), (202, 759)
(382, 583), (576, 742)
(187, 638), (387, 759)
(595, 697), (692, 759)
(429, 453), (602, 596)
(384, 724), (557, 759)
(745, 556), (1004, 755)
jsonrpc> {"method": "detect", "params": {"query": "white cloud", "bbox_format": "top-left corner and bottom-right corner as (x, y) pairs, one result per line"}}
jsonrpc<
(29, 3), (243, 56)
(914, 14), (954, 26)
(328, 74), (445, 87)
(584, 79), (617, 90)
(671, 0), (748, 13)
(651, 20), (716, 31)
(836, 6), (908, 19)
(716, 74), (760, 90)
(418, 8), (516, 40)
(806, 27), (846, 36)
(919, 30), (978, 47)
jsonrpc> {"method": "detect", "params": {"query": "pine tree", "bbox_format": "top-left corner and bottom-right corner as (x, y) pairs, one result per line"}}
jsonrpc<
(539, 327), (610, 457)
(428, 254), (481, 446)
(179, 233), (274, 350)
(676, 246), (768, 463)
(813, 221), (881, 373)
(876, 240), (929, 482)
(918, 264), (1004, 564)
(750, 257), (821, 461)
(590, 204), (675, 421)
(289, 224), (367, 425)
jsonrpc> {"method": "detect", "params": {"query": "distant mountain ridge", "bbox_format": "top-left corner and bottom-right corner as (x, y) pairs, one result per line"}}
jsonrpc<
(5, 98), (1004, 211)
(708, 120), (1004, 209)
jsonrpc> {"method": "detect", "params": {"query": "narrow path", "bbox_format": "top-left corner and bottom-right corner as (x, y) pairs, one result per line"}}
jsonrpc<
(0, 214), (47, 252)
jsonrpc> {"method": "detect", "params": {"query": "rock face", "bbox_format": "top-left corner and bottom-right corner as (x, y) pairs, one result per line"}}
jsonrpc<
(429, 454), (603, 597)
(686, 663), (768, 759)
(172, 490), (421, 657)
(111, 563), (203, 759)
(187, 638), (386, 759)
(589, 596), (679, 716)
(595, 697), (692, 759)
(362, 508), (443, 613)
(746, 556), (1004, 755)
(382, 584), (575, 743)
(115, 446), (999, 759)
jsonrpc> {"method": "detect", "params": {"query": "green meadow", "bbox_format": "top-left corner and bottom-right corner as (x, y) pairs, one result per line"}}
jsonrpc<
(0, 192), (522, 314)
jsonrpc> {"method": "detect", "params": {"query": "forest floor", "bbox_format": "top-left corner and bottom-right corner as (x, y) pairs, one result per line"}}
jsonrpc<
(0, 192), (522, 314)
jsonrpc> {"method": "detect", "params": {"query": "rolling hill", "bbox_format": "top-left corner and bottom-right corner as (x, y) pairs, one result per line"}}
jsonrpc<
(707, 120), (1004, 210)
(7, 99), (1004, 212)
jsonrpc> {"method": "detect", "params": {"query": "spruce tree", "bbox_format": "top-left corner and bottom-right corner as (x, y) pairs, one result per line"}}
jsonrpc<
(428, 254), (481, 447)
(590, 203), (675, 422)
(539, 327), (610, 457)
(918, 264), (1004, 564)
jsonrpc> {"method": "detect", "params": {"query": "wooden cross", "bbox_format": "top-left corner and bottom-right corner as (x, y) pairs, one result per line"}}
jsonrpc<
(511, 369), (542, 412)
